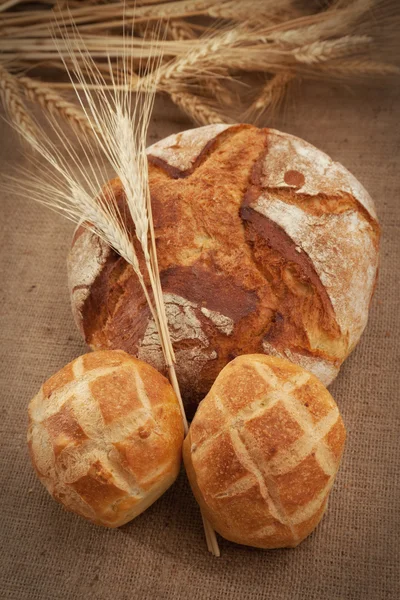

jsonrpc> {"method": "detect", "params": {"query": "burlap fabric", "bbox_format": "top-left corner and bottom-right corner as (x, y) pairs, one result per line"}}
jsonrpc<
(1, 82), (399, 600)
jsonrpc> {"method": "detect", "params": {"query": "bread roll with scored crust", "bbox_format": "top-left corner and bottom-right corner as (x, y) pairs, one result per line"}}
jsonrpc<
(68, 123), (380, 417)
(183, 354), (346, 549)
(27, 350), (184, 527)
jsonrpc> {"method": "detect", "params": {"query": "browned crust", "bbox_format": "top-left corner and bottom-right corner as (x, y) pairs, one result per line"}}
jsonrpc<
(161, 264), (258, 322)
(69, 123), (379, 408)
(256, 186), (381, 246)
(28, 351), (184, 528)
(147, 124), (245, 179)
(184, 354), (346, 549)
(239, 138), (339, 339)
(240, 205), (336, 324)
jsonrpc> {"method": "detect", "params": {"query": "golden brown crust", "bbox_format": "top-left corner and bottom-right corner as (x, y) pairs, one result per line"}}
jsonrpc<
(27, 350), (184, 527)
(183, 354), (346, 549)
(68, 124), (380, 415)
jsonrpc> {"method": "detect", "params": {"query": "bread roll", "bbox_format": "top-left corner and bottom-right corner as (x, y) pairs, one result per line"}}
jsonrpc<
(183, 354), (346, 549)
(68, 123), (380, 417)
(27, 350), (184, 527)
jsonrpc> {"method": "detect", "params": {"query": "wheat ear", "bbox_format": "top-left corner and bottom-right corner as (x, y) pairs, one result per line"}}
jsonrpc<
(19, 76), (99, 139)
(204, 77), (235, 108)
(164, 20), (235, 109)
(167, 19), (197, 41)
(169, 88), (231, 126)
(0, 64), (39, 142)
(144, 27), (242, 90)
(207, 0), (297, 22)
(293, 35), (372, 65)
(245, 71), (294, 123)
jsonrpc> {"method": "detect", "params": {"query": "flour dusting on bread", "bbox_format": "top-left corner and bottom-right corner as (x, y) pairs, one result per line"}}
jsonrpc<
(263, 129), (377, 219)
(262, 341), (339, 385)
(67, 124), (379, 406)
(148, 124), (233, 172)
(253, 195), (377, 347)
(201, 307), (234, 336)
(68, 231), (111, 332)
(137, 294), (218, 391)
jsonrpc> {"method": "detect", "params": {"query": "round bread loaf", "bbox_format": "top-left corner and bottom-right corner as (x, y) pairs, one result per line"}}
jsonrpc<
(68, 123), (380, 416)
(183, 354), (346, 549)
(27, 350), (184, 527)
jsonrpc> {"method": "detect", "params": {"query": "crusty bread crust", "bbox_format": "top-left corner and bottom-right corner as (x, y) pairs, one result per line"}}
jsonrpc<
(183, 354), (346, 549)
(27, 350), (184, 527)
(68, 124), (380, 415)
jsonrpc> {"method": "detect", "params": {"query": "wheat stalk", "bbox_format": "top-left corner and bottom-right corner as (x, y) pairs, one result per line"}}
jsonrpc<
(55, 18), (184, 418)
(0, 64), (39, 142)
(1, 21), (220, 558)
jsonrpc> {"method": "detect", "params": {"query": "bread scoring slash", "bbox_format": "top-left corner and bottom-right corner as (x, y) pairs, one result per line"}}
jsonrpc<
(68, 124), (380, 416)
(27, 350), (184, 527)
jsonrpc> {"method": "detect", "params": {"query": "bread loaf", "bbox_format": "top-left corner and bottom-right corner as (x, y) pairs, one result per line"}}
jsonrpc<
(68, 123), (380, 417)
(27, 350), (184, 527)
(183, 354), (346, 549)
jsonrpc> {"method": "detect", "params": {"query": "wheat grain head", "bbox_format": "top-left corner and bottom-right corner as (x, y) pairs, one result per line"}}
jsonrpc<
(0, 64), (40, 143)
(19, 75), (100, 139)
